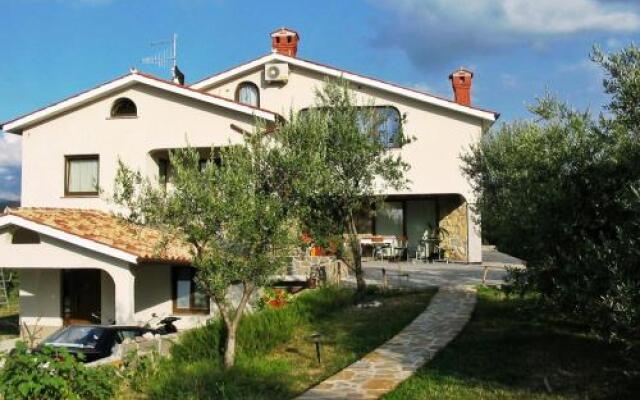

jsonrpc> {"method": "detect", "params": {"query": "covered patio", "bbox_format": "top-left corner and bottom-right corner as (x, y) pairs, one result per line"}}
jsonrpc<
(0, 208), (196, 338)
(356, 194), (475, 263)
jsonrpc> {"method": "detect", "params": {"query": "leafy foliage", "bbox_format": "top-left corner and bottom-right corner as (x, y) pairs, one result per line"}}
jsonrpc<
(0, 342), (120, 400)
(119, 350), (162, 394)
(114, 129), (298, 368)
(277, 80), (411, 292)
(462, 44), (640, 343)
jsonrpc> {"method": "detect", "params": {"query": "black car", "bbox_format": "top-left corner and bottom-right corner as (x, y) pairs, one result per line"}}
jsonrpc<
(38, 325), (151, 363)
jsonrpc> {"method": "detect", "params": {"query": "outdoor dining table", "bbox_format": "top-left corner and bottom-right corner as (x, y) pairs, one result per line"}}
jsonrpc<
(359, 235), (408, 260)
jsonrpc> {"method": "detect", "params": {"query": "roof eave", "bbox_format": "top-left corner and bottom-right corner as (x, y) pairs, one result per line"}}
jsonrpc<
(1, 72), (277, 133)
(191, 53), (499, 122)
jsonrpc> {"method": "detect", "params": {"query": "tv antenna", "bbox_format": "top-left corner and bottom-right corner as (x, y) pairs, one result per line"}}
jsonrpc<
(142, 33), (178, 73)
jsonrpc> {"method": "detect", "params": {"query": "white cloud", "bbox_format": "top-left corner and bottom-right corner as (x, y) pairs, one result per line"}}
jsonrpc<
(370, 0), (640, 67)
(377, 0), (640, 35)
(502, 0), (640, 34)
(0, 134), (21, 169)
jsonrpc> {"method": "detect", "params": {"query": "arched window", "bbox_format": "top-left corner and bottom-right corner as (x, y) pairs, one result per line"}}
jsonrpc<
(235, 82), (260, 107)
(110, 98), (137, 118)
(299, 106), (403, 149)
(12, 228), (41, 244)
(375, 106), (402, 149)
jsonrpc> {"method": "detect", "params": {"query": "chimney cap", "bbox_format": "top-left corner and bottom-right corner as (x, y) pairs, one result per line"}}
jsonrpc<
(449, 67), (474, 79)
(270, 27), (300, 39)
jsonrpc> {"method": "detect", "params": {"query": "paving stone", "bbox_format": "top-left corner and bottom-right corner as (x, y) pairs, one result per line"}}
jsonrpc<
(296, 285), (477, 400)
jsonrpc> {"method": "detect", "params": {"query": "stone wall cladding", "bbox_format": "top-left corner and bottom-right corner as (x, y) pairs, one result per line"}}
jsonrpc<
(439, 196), (468, 262)
(87, 332), (181, 367)
(289, 255), (348, 284)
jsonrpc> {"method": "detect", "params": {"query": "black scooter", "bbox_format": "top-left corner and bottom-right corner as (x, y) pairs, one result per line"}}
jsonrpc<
(144, 314), (180, 335)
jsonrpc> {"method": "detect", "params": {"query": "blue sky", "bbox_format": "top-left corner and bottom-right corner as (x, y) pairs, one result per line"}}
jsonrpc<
(1, 0), (639, 201)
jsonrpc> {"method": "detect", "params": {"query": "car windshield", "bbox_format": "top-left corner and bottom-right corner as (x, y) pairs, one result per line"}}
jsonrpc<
(44, 326), (107, 349)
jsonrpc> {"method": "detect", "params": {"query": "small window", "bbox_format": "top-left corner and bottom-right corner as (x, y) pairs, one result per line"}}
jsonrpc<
(65, 155), (99, 196)
(172, 266), (210, 314)
(12, 228), (40, 244)
(235, 82), (260, 107)
(110, 98), (137, 118)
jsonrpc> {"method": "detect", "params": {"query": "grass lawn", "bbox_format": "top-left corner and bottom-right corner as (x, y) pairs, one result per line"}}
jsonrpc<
(126, 286), (436, 400)
(384, 286), (640, 400)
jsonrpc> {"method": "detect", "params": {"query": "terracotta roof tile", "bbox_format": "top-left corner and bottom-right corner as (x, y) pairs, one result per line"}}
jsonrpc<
(4, 207), (192, 264)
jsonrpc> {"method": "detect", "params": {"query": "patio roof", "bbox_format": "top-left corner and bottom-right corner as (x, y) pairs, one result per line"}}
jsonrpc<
(0, 208), (192, 265)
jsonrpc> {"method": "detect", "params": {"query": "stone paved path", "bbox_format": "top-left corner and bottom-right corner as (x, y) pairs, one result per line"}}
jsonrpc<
(296, 285), (477, 400)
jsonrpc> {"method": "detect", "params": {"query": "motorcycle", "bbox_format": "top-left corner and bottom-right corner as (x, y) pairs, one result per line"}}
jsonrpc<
(144, 313), (181, 335)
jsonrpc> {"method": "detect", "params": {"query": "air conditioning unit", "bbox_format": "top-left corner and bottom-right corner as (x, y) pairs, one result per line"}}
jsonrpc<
(264, 63), (289, 83)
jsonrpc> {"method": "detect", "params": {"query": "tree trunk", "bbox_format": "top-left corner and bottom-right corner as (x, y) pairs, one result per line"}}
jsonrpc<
(223, 324), (237, 369)
(219, 282), (254, 370)
(348, 214), (366, 294)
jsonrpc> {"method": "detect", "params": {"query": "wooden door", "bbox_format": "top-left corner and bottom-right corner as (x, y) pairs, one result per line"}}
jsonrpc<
(62, 269), (101, 325)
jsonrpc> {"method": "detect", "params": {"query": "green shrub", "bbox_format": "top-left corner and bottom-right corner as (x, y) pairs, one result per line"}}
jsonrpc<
(0, 342), (120, 400)
(120, 350), (162, 393)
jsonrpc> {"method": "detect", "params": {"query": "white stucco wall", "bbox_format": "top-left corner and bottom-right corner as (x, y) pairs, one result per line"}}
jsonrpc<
(20, 84), (257, 211)
(15, 62), (487, 273)
(202, 66), (485, 261)
(18, 269), (62, 327)
(203, 66), (485, 197)
(133, 264), (214, 330)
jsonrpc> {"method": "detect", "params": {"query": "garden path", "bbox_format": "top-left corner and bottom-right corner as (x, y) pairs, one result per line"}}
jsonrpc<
(296, 285), (477, 400)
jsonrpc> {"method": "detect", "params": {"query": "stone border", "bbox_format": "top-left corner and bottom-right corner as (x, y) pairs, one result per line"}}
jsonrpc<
(297, 285), (477, 400)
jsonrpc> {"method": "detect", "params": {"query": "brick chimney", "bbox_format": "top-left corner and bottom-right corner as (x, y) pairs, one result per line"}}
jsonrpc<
(449, 68), (473, 106)
(271, 27), (300, 57)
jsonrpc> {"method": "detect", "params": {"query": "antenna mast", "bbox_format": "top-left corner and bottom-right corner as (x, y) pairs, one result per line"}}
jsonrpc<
(173, 33), (177, 69)
(141, 33), (178, 76)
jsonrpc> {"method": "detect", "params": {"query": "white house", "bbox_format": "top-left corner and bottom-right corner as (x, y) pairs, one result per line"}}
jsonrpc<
(0, 28), (498, 335)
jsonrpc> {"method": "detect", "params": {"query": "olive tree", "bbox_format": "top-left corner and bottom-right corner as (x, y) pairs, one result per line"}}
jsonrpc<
(277, 81), (411, 294)
(462, 45), (640, 343)
(113, 131), (297, 369)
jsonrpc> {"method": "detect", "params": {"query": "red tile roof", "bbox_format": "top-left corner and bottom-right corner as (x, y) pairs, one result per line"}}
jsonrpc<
(3, 207), (192, 264)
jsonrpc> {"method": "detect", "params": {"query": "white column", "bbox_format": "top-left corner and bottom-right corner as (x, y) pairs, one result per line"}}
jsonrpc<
(111, 267), (136, 324)
(467, 202), (482, 263)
